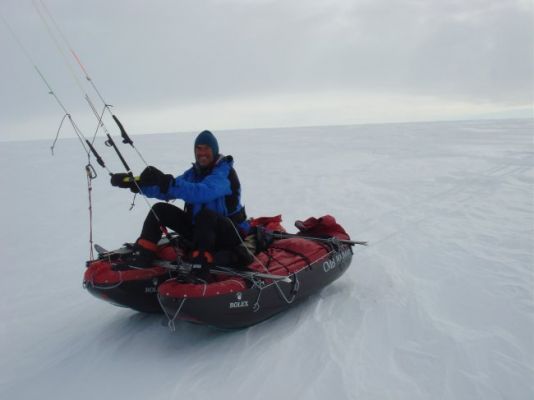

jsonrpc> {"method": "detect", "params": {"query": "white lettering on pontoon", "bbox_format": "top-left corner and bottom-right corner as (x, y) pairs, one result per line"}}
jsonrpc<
(323, 248), (351, 272)
(229, 301), (249, 309)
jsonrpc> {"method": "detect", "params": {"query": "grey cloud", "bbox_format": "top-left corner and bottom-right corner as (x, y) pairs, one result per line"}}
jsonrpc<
(1, 0), (532, 140)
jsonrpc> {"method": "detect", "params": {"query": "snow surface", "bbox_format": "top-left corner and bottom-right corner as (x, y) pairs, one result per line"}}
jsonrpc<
(0, 119), (533, 399)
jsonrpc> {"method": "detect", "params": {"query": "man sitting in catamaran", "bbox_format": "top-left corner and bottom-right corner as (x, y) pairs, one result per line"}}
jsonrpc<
(110, 130), (253, 271)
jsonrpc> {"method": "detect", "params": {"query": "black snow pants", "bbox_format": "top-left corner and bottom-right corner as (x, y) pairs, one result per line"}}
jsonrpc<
(140, 202), (242, 253)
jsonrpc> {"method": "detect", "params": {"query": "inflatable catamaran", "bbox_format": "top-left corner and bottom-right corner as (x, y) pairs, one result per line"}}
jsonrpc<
(84, 215), (363, 329)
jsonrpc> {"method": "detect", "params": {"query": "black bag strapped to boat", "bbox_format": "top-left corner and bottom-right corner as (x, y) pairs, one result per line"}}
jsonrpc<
(255, 226), (275, 252)
(243, 226), (276, 254)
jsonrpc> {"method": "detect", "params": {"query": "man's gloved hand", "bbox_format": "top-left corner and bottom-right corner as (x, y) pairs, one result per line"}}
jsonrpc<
(139, 166), (163, 185)
(110, 173), (141, 193)
(111, 173), (136, 188)
(139, 166), (174, 193)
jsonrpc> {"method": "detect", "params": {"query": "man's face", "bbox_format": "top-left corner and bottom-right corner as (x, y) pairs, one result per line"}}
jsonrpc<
(195, 144), (214, 167)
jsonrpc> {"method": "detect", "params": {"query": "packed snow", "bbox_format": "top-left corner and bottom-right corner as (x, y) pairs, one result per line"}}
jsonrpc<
(0, 119), (532, 399)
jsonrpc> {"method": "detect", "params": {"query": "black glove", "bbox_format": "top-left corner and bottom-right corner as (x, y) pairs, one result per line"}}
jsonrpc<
(111, 173), (137, 188)
(139, 166), (164, 185)
(139, 166), (174, 193)
(129, 182), (140, 193)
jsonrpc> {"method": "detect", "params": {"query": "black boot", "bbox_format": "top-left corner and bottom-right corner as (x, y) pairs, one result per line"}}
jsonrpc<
(234, 243), (254, 266)
(125, 243), (156, 269)
(214, 244), (254, 268)
(190, 250), (215, 281)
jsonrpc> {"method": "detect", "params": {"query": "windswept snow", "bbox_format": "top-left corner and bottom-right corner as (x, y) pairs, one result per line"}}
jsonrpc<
(0, 119), (532, 399)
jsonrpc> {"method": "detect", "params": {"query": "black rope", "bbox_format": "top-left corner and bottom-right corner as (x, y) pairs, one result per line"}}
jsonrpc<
(90, 103), (108, 145)
(265, 250), (292, 276)
(129, 193), (137, 211)
(50, 113), (69, 155)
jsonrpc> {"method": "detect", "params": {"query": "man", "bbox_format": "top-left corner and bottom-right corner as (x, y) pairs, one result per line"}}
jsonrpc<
(111, 130), (252, 270)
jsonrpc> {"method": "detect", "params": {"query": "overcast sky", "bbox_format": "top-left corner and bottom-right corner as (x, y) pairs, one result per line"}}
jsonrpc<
(1, 0), (532, 141)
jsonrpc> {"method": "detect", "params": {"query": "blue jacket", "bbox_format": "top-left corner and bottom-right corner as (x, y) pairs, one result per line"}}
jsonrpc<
(141, 156), (249, 232)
